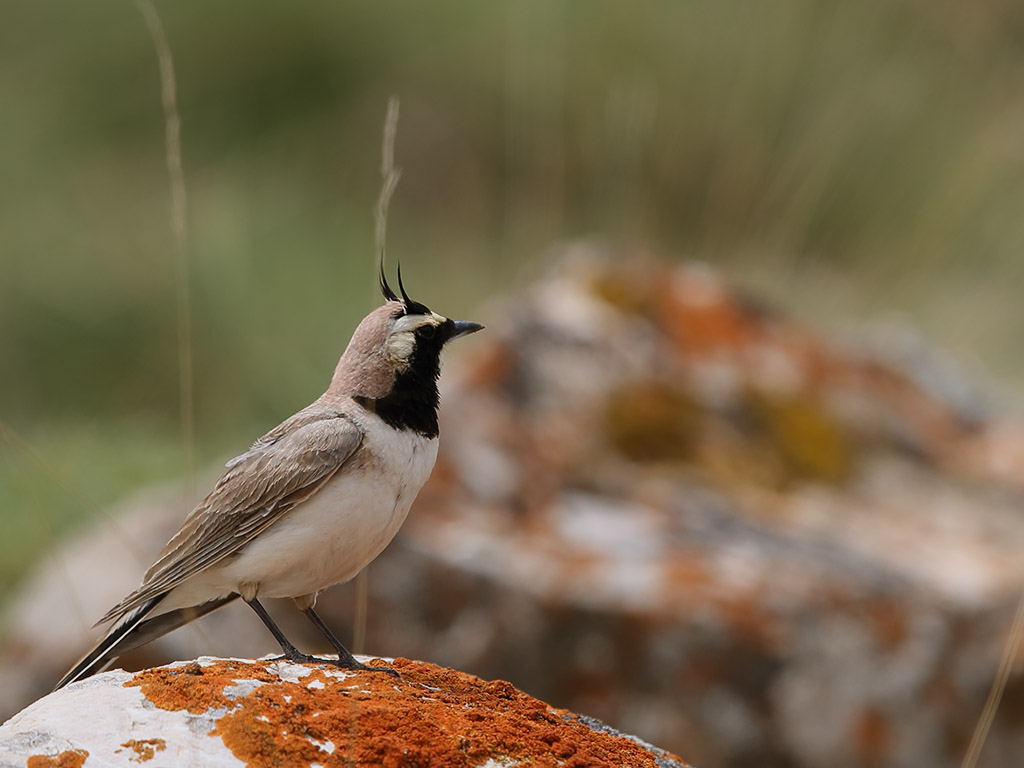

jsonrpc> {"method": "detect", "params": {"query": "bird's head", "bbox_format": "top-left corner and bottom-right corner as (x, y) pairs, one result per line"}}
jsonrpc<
(328, 262), (483, 435)
(374, 262), (484, 372)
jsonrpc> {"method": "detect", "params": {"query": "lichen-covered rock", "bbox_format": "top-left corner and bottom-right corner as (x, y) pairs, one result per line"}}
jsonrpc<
(368, 248), (1024, 767)
(6, 246), (1024, 767)
(0, 656), (688, 768)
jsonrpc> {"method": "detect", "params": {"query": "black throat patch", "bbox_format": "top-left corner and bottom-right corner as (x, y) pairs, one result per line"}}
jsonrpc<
(354, 329), (446, 438)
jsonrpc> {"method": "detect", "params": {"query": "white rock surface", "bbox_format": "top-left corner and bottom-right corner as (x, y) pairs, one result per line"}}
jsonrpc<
(0, 659), (253, 768)
(0, 656), (366, 768)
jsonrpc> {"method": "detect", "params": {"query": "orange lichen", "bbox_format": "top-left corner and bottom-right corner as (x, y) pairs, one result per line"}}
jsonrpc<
(853, 706), (891, 763)
(605, 381), (699, 463)
(743, 390), (853, 485)
(128, 659), (281, 714)
(717, 593), (783, 648)
(127, 658), (687, 768)
(117, 739), (167, 763)
(26, 750), (88, 768)
(658, 275), (757, 355)
(590, 269), (663, 320)
(864, 601), (910, 650)
(461, 338), (518, 390)
(662, 559), (712, 593)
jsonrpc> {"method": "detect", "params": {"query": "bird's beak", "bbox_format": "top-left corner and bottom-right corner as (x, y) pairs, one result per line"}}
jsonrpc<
(450, 320), (485, 340)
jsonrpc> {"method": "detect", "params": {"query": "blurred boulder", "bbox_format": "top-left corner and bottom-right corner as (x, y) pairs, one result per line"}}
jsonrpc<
(5, 245), (1024, 767)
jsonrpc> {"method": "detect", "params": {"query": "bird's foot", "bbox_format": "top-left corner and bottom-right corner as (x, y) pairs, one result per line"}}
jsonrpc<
(268, 650), (400, 678)
(267, 650), (326, 666)
(328, 654), (400, 678)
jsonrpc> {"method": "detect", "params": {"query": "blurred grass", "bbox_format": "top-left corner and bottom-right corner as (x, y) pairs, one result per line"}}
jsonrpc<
(0, 420), (190, 591)
(4, 0), (1024, 600)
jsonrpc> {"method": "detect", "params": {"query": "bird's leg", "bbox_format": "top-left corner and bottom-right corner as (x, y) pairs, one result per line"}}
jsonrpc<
(244, 597), (397, 676)
(301, 606), (399, 678)
(244, 597), (324, 665)
(300, 606), (360, 666)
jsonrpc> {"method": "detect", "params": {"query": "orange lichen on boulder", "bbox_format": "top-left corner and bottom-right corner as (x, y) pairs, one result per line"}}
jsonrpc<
(127, 658), (687, 768)
(605, 381), (699, 463)
(26, 750), (88, 768)
(117, 738), (167, 762)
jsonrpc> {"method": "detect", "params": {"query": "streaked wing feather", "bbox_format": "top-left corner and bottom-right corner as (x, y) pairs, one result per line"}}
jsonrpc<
(97, 412), (363, 625)
(225, 406), (341, 468)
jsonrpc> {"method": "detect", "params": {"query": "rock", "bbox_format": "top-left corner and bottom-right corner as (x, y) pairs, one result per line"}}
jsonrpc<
(0, 479), (309, 721)
(365, 248), (1024, 767)
(0, 656), (689, 768)
(6, 246), (1024, 767)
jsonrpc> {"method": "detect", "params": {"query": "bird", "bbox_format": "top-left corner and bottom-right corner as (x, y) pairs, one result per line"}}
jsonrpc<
(55, 263), (483, 689)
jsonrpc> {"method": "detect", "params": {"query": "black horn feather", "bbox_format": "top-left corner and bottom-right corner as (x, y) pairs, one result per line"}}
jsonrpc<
(379, 252), (398, 302)
(395, 259), (431, 315)
(397, 259), (411, 304)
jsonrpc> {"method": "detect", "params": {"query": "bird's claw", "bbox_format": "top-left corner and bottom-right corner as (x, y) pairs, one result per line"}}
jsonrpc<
(329, 656), (401, 678)
(268, 652), (400, 678)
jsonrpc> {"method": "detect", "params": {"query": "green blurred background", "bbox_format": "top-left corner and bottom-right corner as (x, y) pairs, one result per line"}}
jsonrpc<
(3, 0), (1024, 601)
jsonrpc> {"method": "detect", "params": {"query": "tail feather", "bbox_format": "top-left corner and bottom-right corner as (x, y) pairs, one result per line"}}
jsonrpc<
(114, 594), (239, 656)
(55, 594), (238, 690)
(56, 596), (165, 690)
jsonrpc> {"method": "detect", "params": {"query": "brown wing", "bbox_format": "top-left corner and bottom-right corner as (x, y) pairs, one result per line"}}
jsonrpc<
(224, 403), (346, 468)
(97, 410), (363, 625)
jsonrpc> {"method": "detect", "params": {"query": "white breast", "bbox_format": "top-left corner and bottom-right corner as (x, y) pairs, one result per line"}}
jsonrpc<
(164, 416), (438, 610)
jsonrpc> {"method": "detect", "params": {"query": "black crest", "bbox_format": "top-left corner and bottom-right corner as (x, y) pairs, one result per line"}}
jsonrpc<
(379, 254), (431, 316)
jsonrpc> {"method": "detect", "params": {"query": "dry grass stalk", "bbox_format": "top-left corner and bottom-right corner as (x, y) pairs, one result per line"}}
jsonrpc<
(136, 0), (195, 502)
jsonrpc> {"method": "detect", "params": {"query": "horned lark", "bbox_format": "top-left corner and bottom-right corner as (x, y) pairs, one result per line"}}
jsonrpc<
(56, 266), (483, 688)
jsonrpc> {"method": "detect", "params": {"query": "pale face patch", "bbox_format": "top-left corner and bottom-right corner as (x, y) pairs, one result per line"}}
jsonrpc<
(385, 311), (446, 367)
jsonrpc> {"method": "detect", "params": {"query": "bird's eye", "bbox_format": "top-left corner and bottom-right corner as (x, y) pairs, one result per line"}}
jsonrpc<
(419, 324), (436, 339)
